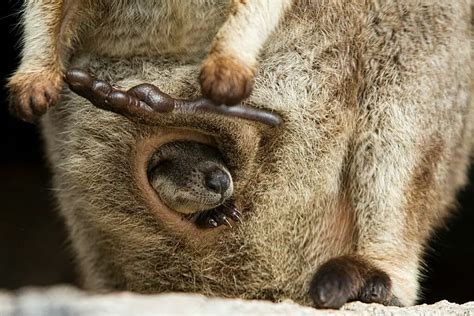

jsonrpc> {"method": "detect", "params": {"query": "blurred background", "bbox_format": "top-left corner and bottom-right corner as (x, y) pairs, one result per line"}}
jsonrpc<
(1, 1), (473, 304)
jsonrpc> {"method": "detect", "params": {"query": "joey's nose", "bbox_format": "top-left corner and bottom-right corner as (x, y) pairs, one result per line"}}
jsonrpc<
(204, 169), (231, 194)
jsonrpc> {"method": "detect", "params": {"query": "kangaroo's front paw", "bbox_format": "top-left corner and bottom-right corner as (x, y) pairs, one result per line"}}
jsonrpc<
(309, 256), (399, 309)
(200, 54), (255, 106)
(8, 70), (63, 123)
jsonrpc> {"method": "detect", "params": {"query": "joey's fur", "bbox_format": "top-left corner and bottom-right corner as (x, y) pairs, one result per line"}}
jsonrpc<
(40, 0), (472, 309)
(8, 0), (292, 121)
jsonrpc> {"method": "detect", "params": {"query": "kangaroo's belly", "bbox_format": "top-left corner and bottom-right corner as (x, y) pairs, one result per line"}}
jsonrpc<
(82, 0), (230, 60)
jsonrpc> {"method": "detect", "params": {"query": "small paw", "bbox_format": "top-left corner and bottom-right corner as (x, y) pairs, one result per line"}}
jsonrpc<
(195, 204), (242, 229)
(358, 273), (392, 304)
(309, 256), (398, 309)
(200, 54), (255, 106)
(8, 70), (63, 123)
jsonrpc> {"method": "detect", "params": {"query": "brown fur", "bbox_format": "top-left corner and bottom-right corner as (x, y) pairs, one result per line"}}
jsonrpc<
(200, 53), (255, 105)
(8, 70), (62, 119)
(35, 0), (473, 309)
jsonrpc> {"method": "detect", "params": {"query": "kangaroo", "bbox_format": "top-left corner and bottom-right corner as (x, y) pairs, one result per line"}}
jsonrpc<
(37, 0), (472, 310)
(8, 0), (292, 122)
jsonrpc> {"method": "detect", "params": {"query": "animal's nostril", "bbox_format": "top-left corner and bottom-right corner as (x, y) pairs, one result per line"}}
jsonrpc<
(204, 169), (230, 194)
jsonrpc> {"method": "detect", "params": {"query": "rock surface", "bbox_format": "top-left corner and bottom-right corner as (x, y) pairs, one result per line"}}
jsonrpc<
(1, 286), (473, 316)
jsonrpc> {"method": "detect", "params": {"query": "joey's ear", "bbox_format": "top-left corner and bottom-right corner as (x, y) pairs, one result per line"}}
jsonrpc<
(65, 68), (282, 128)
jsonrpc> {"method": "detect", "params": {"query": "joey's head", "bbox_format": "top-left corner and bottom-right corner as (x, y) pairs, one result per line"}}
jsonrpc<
(147, 141), (233, 214)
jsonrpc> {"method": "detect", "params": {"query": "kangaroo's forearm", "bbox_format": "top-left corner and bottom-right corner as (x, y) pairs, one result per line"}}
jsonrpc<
(19, 0), (81, 74)
(212, 0), (293, 64)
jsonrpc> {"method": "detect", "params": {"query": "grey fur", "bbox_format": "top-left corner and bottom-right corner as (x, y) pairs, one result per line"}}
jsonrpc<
(40, 0), (473, 307)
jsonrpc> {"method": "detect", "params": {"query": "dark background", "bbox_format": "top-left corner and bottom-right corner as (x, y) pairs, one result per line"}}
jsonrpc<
(1, 1), (473, 303)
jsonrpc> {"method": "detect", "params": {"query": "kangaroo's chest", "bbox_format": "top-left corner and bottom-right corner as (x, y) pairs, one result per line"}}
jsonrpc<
(83, 0), (230, 59)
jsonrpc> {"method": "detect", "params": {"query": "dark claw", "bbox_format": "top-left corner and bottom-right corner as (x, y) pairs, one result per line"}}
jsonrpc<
(194, 202), (242, 229)
(214, 212), (232, 228)
(195, 213), (218, 228)
(207, 218), (218, 228)
(222, 206), (243, 223)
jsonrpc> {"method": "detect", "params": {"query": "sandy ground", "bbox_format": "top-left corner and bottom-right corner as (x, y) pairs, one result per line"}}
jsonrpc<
(1, 286), (473, 316)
